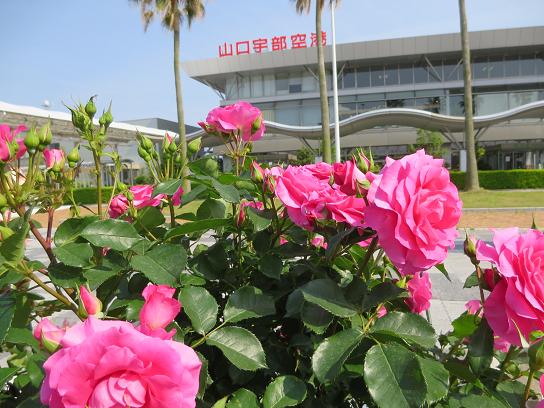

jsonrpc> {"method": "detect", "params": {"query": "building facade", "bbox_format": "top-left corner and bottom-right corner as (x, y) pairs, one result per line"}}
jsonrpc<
(184, 26), (544, 169)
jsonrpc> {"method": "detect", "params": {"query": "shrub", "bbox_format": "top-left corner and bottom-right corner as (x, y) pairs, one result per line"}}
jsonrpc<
(451, 169), (544, 190)
(66, 187), (114, 204)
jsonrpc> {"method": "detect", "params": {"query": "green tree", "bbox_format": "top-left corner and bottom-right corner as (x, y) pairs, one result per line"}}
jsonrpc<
(409, 129), (445, 158)
(458, 0), (480, 190)
(292, 0), (340, 164)
(132, 0), (205, 189)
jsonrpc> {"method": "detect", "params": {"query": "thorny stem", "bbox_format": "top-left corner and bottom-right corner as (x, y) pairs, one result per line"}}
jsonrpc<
(92, 151), (102, 217)
(521, 368), (535, 408)
(358, 236), (379, 276)
(475, 265), (487, 306)
(27, 272), (82, 319)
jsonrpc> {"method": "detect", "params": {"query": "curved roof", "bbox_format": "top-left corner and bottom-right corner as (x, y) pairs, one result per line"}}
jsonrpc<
(191, 100), (544, 146)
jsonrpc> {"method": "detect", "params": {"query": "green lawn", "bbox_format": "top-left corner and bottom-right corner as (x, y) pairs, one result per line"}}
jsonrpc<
(460, 190), (544, 208)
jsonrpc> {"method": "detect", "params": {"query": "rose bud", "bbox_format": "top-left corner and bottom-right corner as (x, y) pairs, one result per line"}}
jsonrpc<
(79, 286), (102, 317)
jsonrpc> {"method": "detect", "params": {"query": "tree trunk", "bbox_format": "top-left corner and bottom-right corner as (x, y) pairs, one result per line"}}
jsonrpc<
(458, 0), (480, 190)
(173, 27), (190, 190)
(316, 0), (332, 163)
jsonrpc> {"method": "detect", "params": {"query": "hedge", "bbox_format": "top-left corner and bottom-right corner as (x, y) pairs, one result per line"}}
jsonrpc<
(450, 170), (544, 190)
(65, 187), (114, 205)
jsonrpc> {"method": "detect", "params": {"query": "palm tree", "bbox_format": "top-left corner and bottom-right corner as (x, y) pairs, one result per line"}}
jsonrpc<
(458, 0), (480, 190)
(132, 0), (204, 186)
(293, 0), (340, 164)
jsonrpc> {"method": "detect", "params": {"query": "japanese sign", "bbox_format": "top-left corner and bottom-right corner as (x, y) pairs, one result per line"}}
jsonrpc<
(218, 32), (327, 58)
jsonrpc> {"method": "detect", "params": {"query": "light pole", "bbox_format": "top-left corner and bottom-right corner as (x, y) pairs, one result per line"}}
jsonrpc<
(331, 3), (341, 163)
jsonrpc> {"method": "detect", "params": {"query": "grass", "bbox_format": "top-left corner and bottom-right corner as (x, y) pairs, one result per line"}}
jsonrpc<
(460, 190), (544, 208)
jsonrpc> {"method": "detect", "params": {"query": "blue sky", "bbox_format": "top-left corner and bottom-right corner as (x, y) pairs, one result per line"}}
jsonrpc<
(1, 0), (542, 126)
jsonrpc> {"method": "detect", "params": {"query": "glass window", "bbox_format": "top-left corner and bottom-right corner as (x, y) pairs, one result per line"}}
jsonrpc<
(343, 68), (356, 88)
(428, 60), (442, 82)
(443, 61), (460, 81)
(415, 97), (441, 113)
(275, 73), (289, 95)
(275, 101), (300, 125)
(358, 100), (385, 112)
(225, 77), (238, 100)
(301, 100), (321, 125)
(449, 94), (465, 116)
(254, 102), (275, 122)
(414, 64), (428, 83)
(250, 74), (263, 97)
(302, 73), (317, 92)
(509, 91), (538, 108)
(339, 102), (357, 119)
(386, 99), (406, 108)
(370, 66), (384, 87)
(288, 73), (302, 94)
(399, 64), (413, 84)
(520, 55), (536, 76)
(474, 93), (508, 115)
(488, 57), (504, 78)
(356, 67), (370, 88)
(537, 52), (544, 75)
(239, 76), (250, 98)
(504, 56), (519, 77)
(473, 58), (488, 79)
(263, 74), (275, 96)
(384, 65), (399, 85)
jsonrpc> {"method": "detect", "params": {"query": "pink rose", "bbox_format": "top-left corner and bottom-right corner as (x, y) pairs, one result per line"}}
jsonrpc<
(0, 123), (27, 161)
(33, 318), (66, 352)
(130, 185), (165, 208)
(139, 284), (181, 340)
(477, 228), (544, 346)
(494, 336), (511, 353)
(237, 200), (264, 226)
(40, 317), (201, 408)
(365, 149), (462, 275)
(172, 186), (184, 206)
(333, 159), (367, 196)
(405, 272), (432, 314)
(108, 194), (129, 219)
(251, 162), (284, 193)
(279, 236), (288, 245)
(275, 165), (365, 230)
(305, 162), (333, 181)
(538, 376), (544, 408)
(311, 234), (327, 249)
(465, 299), (482, 316)
(43, 148), (65, 171)
(377, 305), (388, 318)
(199, 101), (265, 142)
(79, 286), (102, 316)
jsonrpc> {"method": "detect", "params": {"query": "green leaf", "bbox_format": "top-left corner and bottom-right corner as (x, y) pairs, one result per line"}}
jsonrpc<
(178, 286), (218, 334)
(364, 343), (426, 408)
(299, 279), (356, 318)
(416, 355), (449, 404)
(451, 313), (479, 338)
(301, 303), (333, 334)
(27, 355), (44, 387)
(212, 179), (240, 203)
(0, 222), (29, 263)
(434, 263), (451, 281)
(207, 326), (267, 371)
(153, 179), (183, 196)
(224, 286), (276, 323)
(464, 271), (480, 288)
(48, 263), (86, 288)
(54, 216), (98, 246)
(0, 293), (16, 343)
(53, 242), (93, 268)
(259, 254), (282, 280)
(496, 381), (525, 408)
(181, 183), (208, 204)
(135, 206), (165, 230)
(212, 396), (229, 408)
(263, 375), (307, 408)
(5, 328), (39, 348)
(246, 207), (273, 232)
(362, 282), (406, 310)
(197, 198), (226, 219)
(0, 367), (18, 388)
(312, 328), (364, 383)
(226, 388), (260, 408)
(81, 219), (142, 251)
(131, 244), (187, 286)
(165, 218), (230, 240)
(468, 317), (494, 376)
(84, 266), (120, 290)
(369, 311), (436, 349)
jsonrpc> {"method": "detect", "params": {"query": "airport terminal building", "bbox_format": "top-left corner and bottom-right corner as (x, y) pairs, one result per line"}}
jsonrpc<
(184, 26), (544, 170)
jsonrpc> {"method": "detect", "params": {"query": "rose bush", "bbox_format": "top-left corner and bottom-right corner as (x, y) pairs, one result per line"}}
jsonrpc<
(0, 97), (543, 408)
